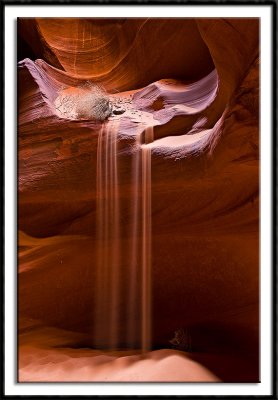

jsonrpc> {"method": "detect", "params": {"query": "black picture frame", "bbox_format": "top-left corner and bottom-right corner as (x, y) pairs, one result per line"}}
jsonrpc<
(1, 0), (276, 398)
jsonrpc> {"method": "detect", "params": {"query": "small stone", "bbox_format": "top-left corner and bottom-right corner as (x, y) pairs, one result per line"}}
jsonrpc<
(113, 109), (125, 115)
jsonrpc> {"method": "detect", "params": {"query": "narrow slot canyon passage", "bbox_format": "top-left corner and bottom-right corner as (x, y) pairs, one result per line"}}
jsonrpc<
(18, 17), (260, 383)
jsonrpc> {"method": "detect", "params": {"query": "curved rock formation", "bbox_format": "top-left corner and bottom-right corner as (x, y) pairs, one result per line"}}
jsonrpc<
(18, 17), (259, 382)
(19, 18), (215, 87)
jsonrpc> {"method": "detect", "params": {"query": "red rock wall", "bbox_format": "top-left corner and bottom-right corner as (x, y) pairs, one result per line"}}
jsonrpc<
(18, 18), (259, 382)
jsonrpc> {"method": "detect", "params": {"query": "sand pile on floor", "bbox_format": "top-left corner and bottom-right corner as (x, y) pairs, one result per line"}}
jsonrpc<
(19, 347), (220, 382)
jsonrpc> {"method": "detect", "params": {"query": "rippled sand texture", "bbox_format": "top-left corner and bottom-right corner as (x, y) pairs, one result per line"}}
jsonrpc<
(18, 18), (259, 382)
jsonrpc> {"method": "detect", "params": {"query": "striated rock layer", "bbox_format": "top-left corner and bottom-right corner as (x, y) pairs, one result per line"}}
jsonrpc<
(18, 18), (259, 382)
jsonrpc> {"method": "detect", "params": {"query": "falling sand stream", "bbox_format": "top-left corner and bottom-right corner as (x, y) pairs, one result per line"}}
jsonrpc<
(95, 121), (153, 352)
(141, 127), (154, 352)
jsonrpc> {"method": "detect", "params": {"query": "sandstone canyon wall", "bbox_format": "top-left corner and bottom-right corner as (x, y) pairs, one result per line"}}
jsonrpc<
(18, 18), (259, 382)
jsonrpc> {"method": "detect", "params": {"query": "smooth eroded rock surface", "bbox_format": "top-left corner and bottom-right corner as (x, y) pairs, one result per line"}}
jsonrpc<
(18, 17), (259, 382)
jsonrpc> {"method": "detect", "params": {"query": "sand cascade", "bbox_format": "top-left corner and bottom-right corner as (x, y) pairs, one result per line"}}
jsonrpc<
(95, 122), (154, 351)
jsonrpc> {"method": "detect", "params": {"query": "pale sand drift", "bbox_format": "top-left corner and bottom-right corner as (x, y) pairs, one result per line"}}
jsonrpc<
(19, 347), (220, 382)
